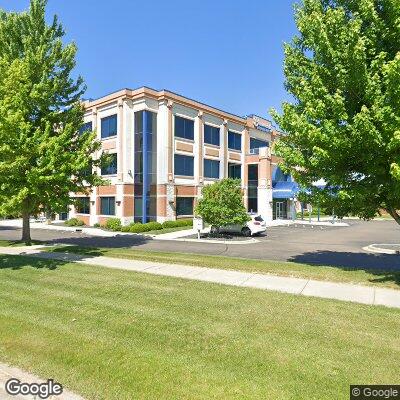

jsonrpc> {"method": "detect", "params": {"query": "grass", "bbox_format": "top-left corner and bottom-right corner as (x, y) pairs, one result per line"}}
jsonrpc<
(44, 245), (400, 290)
(0, 254), (399, 400)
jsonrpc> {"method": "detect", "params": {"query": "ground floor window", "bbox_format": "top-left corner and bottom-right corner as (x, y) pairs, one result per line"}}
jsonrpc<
(76, 197), (90, 214)
(100, 197), (115, 215)
(228, 163), (241, 180)
(59, 211), (69, 221)
(176, 197), (194, 216)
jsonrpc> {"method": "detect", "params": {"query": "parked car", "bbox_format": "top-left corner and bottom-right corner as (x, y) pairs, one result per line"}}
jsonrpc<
(212, 214), (267, 237)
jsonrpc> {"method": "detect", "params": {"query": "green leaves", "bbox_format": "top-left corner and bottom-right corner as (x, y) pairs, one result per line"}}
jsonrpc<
(195, 179), (250, 228)
(0, 0), (103, 221)
(273, 0), (400, 221)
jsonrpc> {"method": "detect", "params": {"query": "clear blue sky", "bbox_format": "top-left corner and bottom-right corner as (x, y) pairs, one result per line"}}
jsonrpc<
(0, 0), (298, 120)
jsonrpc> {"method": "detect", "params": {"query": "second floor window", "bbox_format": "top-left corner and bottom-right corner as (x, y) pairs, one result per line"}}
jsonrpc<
(175, 116), (194, 140)
(101, 153), (117, 175)
(204, 159), (220, 179)
(228, 131), (242, 151)
(101, 114), (117, 139)
(174, 154), (194, 176)
(79, 121), (92, 135)
(204, 125), (220, 146)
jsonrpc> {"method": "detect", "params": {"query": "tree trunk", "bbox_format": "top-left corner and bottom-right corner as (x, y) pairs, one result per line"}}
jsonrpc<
(22, 212), (31, 244)
(386, 207), (400, 225)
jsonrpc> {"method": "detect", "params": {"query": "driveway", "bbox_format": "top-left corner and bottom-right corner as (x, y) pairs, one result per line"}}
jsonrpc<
(1, 219), (400, 271)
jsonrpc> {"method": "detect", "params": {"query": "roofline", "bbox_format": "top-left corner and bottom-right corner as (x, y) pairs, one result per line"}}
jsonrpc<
(82, 86), (282, 133)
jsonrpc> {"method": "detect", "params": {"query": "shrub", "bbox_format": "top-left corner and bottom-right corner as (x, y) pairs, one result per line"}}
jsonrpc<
(121, 225), (131, 232)
(145, 222), (163, 231)
(105, 218), (122, 231)
(129, 221), (162, 233)
(65, 218), (85, 227)
(93, 223), (101, 228)
(162, 219), (192, 229)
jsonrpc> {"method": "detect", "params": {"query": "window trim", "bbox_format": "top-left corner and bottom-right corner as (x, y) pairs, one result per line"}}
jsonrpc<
(174, 115), (195, 141)
(99, 196), (116, 216)
(204, 124), (220, 147)
(174, 153), (194, 177)
(101, 152), (118, 176)
(203, 158), (220, 180)
(228, 130), (242, 152)
(100, 114), (118, 140)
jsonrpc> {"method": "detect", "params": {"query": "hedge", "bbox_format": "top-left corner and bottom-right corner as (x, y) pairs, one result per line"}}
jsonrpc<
(65, 218), (85, 227)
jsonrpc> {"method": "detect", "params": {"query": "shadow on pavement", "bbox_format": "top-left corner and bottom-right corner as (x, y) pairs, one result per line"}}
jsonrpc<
(44, 233), (153, 249)
(289, 250), (400, 287)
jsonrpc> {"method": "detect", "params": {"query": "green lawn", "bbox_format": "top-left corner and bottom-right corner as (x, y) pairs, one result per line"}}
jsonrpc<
(0, 255), (399, 400)
(45, 246), (400, 290)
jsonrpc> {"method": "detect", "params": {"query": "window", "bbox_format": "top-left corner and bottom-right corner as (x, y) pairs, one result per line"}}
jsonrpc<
(247, 164), (258, 213)
(100, 197), (115, 215)
(249, 138), (269, 154)
(79, 121), (92, 135)
(204, 124), (220, 146)
(75, 197), (90, 214)
(176, 197), (194, 216)
(204, 159), (220, 179)
(174, 154), (194, 176)
(175, 116), (194, 140)
(228, 131), (242, 151)
(228, 163), (241, 180)
(101, 153), (117, 175)
(101, 114), (117, 139)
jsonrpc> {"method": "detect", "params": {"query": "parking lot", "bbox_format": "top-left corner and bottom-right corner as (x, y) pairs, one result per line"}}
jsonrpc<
(1, 219), (400, 271)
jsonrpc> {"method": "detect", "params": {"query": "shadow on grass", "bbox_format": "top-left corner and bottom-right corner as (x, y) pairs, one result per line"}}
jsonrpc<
(289, 250), (400, 287)
(0, 254), (68, 270)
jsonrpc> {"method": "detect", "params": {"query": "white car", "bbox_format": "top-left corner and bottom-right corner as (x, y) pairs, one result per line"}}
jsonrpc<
(214, 214), (267, 237)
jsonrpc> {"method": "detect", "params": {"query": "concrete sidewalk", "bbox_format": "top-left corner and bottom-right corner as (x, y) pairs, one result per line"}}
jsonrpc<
(0, 362), (84, 399)
(1, 247), (400, 309)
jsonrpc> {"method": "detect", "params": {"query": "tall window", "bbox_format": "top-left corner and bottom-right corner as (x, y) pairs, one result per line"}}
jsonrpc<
(228, 131), (242, 151)
(101, 114), (117, 139)
(228, 163), (241, 180)
(101, 153), (117, 175)
(100, 197), (115, 215)
(75, 197), (90, 214)
(175, 116), (194, 140)
(174, 154), (194, 176)
(79, 121), (92, 135)
(176, 197), (194, 216)
(204, 159), (220, 179)
(204, 125), (220, 146)
(247, 164), (258, 213)
(249, 138), (269, 154)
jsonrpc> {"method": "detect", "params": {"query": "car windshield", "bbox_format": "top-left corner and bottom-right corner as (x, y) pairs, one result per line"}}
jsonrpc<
(254, 216), (264, 222)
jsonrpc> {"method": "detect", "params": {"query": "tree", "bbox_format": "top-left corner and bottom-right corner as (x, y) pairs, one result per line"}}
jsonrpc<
(272, 0), (400, 223)
(0, 0), (103, 243)
(195, 179), (250, 232)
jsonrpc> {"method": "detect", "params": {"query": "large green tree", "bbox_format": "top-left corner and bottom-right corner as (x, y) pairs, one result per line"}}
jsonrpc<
(195, 179), (249, 233)
(0, 0), (103, 243)
(272, 0), (400, 223)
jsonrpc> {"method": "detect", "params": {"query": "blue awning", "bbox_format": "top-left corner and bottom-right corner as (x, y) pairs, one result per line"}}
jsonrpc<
(273, 181), (299, 199)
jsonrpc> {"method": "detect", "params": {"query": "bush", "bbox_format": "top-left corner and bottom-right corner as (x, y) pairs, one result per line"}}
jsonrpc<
(129, 221), (162, 233)
(121, 225), (131, 232)
(145, 222), (163, 231)
(162, 219), (192, 229)
(65, 218), (85, 227)
(104, 218), (122, 231)
(93, 223), (101, 228)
